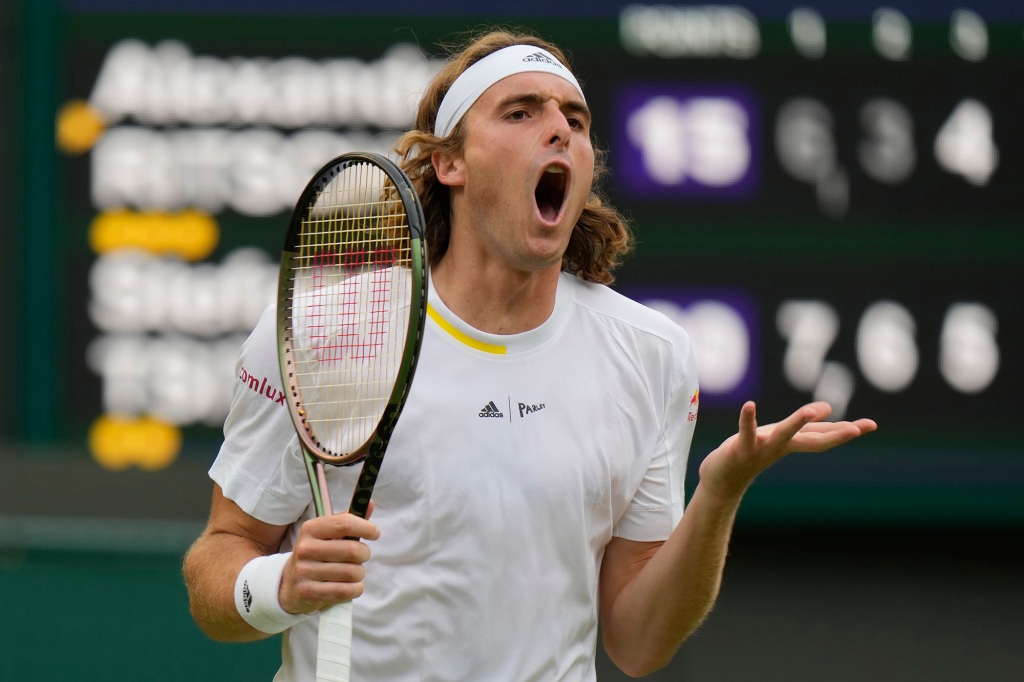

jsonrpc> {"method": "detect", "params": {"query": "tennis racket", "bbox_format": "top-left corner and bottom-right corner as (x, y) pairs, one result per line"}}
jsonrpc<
(277, 151), (427, 682)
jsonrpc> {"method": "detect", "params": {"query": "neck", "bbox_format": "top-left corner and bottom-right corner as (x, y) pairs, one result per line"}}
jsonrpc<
(431, 257), (560, 335)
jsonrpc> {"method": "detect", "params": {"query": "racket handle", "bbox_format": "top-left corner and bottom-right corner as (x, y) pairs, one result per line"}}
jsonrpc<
(316, 601), (353, 682)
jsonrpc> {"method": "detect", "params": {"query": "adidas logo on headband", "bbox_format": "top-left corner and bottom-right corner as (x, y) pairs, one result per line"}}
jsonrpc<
(522, 51), (560, 67)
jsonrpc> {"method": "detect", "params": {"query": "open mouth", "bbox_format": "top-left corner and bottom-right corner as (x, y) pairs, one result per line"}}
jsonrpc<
(534, 165), (568, 223)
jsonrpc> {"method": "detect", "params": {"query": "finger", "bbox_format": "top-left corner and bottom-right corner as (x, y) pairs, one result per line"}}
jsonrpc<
(738, 401), (758, 451)
(304, 512), (380, 542)
(286, 561), (367, 609)
(801, 401), (834, 422)
(788, 423), (873, 452)
(851, 418), (878, 433)
(333, 512), (380, 541)
(289, 531), (373, 583)
(765, 402), (828, 450)
(315, 578), (366, 604)
(797, 418), (878, 435)
(295, 553), (368, 585)
(297, 535), (373, 564)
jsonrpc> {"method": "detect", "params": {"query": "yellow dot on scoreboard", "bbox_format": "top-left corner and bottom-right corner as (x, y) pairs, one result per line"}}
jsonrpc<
(88, 414), (183, 471)
(136, 417), (182, 471)
(144, 211), (172, 253)
(89, 210), (132, 255)
(88, 415), (136, 471)
(56, 99), (106, 155)
(176, 210), (219, 261)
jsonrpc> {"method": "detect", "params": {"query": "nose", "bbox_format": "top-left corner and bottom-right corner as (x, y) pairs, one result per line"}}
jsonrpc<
(545, 106), (572, 148)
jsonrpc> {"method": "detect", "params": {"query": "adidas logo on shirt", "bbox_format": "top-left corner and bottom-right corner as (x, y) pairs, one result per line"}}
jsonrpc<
(478, 401), (504, 418)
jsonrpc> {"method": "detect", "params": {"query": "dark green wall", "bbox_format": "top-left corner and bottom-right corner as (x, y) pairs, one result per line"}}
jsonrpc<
(0, 0), (16, 440)
(0, 549), (279, 681)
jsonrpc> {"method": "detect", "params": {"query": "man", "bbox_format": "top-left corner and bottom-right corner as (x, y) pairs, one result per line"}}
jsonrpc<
(183, 30), (876, 680)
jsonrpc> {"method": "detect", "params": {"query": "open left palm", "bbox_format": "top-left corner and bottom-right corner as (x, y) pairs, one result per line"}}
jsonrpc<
(698, 401), (877, 503)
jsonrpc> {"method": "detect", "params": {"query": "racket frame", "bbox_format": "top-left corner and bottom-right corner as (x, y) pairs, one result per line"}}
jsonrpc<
(277, 151), (427, 518)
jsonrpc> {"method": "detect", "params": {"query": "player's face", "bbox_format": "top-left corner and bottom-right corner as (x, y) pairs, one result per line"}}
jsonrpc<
(445, 71), (595, 274)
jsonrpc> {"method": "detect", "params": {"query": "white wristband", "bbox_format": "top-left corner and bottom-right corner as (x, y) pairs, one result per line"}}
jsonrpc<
(235, 552), (308, 634)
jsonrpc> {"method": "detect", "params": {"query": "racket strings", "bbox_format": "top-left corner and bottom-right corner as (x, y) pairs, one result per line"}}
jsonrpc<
(285, 160), (414, 457)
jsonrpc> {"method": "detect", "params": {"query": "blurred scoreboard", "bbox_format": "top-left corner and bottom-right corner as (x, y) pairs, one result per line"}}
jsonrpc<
(37, 0), (1023, 520)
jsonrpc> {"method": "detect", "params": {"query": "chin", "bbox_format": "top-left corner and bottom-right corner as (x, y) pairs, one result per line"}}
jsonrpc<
(528, 251), (568, 273)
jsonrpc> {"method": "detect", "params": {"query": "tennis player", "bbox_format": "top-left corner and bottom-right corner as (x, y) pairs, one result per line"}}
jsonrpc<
(184, 29), (876, 680)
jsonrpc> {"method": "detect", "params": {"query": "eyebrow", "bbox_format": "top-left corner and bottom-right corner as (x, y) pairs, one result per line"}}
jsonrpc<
(497, 92), (592, 123)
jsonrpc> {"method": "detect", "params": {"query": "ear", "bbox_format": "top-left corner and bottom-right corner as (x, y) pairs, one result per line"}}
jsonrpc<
(432, 149), (465, 188)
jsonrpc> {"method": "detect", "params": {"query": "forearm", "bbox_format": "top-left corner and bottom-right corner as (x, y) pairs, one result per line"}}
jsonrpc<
(182, 531), (276, 642)
(602, 483), (743, 677)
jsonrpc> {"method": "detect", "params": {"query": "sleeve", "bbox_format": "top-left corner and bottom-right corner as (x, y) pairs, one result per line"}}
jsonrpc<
(612, 328), (699, 542)
(208, 303), (315, 526)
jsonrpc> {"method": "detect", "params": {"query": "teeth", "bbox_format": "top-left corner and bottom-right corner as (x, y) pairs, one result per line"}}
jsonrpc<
(545, 166), (564, 174)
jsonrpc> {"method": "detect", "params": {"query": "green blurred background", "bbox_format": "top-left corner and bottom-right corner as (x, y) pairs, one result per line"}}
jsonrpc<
(1, 1), (1021, 679)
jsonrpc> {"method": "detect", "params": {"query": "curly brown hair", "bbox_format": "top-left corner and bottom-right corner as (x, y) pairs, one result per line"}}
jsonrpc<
(393, 29), (633, 285)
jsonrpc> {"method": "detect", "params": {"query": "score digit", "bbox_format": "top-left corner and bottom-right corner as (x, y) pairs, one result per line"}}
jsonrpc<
(934, 99), (999, 186)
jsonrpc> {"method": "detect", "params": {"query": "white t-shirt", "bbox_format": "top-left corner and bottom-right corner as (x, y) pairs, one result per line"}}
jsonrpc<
(211, 272), (699, 681)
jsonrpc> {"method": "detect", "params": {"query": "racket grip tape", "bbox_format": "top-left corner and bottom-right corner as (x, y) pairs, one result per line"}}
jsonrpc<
(316, 601), (354, 682)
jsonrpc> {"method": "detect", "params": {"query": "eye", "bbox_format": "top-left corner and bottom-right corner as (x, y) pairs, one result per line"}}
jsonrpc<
(507, 109), (529, 121)
(564, 111), (590, 131)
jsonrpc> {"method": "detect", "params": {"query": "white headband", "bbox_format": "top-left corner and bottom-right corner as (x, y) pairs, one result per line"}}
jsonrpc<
(433, 45), (585, 138)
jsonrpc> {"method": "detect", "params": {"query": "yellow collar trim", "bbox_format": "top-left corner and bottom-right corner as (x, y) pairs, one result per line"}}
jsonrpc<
(427, 303), (507, 355)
